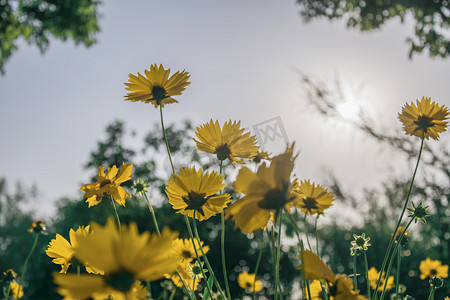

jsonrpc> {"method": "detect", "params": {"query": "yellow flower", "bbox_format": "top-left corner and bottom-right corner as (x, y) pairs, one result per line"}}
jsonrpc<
(237, 272), (263, 292)
(194, 120), (259, 167)
(165, 260), (199, 291)
(332, 275), (367, 300)
(28, 220), (46, 233)
(91, 281), (147, 300)
(298, 250), (336, 283)
(169, 238), (210, 263)
(367, 267), (394, 291)
(46, 226), (103, 274)
(292, 180), (334, 215)
(419, 258), (449, 279)
(225, 145), (299, 233)
(124, 64), (190, 108)
(3, 269), (17, 281)
(398, 97), (449, 140)
(303, 280), (327, 300)
(444, 297), (449, 300)
(9, 281), (24, 299)
(80, 163), (132, 207)
(253, 150), (271, 164)
(54, 218), (180, 299)
(166, 167), (231, 221)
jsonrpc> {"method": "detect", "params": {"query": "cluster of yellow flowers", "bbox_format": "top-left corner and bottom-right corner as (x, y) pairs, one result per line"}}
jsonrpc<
(39, 64), (450, 300)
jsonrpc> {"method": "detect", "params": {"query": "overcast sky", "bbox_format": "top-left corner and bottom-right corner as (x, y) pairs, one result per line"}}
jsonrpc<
(1, 1), (449, 217)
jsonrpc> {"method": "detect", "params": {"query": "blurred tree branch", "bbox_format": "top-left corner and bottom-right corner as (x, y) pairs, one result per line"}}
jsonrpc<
(296, 0), (450, 59)
(0, 0), (101, 74)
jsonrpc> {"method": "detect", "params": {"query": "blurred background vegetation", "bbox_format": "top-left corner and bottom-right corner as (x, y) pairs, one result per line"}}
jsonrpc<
(0, 111), (449, 299)
(1, 0), (449, 299)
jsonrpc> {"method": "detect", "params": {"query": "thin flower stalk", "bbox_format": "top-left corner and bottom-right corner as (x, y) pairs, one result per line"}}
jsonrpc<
(314, 215), (320, 257)
(274, 210), (283, 300)
(353, 254), (358, 290)
(160, 105), (175, 173)
(427, 286), (436, 300)
(252, 234), (264, 300)
(320, 281), (329, 300)
(364, 251), (371, 300)
(305, 279), (312, 300)
(190, 213), (226, 299)
(373, 135), (424, 299)
(18, 233), (40, 297)
(185, 215), (214, 299)
(379, 218), (413, 300)
(219, 160), (231, 300)
(395, 244), (401, 300)
(4, 282), (11, 299)
(110, 196), (122, 232)
(303, 214), (313, 251)
(142, 191), (161, 236)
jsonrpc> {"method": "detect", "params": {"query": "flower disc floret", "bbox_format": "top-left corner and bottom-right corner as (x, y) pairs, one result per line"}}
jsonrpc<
(194, 120), (259, 167)
(80, 163), (132, 207)
(166, 167), (231, 221)
(398, 97), (449, 140)
(124, 64), (190, 108)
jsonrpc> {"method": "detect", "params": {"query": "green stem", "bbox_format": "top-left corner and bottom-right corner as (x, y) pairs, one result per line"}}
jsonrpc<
(77, 265), (80, 276)
(185, 215), (214, 299)
(303, 214), (312, 251)
(252, 234), (264, 300)
(274, 210), (283, 300)
(176, 272), (195, 300)
(364, 251), (371, 300)
(189, 214), (226, 299)
(219, 161), (231, 300)
(353, 254), (358, 290)
(146, 281), (151, 300)
(372, 136), (424, 300)
(320, 281), (329, 300)
(314, 215), (320, 256)
(168, 288), (177, 300)
(379, 219), (413, 300)
(110, 197), (122, 232)
(18, 233), (39, 297)
(142, 192), (161, 236)
(305, 280), (312, 300)
(427, 286), (435, 300)
(4, 282), (11, 300)
(395, 245), (401, 300)
(285, 213), (303, 246)
(160, 105), (175, 174)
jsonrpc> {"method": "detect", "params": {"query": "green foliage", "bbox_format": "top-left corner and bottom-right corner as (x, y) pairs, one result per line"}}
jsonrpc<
(296, 0), (450, 58)
(0, 0), (100, 74)
(2, 115), (449, 298)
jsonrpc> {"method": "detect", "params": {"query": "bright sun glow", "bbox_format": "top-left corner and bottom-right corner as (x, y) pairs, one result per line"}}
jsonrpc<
(336, 101), (360, 120)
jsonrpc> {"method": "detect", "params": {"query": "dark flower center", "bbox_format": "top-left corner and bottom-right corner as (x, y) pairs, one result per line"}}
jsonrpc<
(152, 86), (167, 104)
(355, 237), (365, 247)
(182, 191), (209, 216)
(105, 269), (135, 293)
(216, 144), (231, 161)
(430, 269), (437, 276)
(414, 115), (434, 133)
(302, 197), (319, 213)
(182, 250), (192, 259)
(258, 188), (288, 210)
(99, 179), (111, 188)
